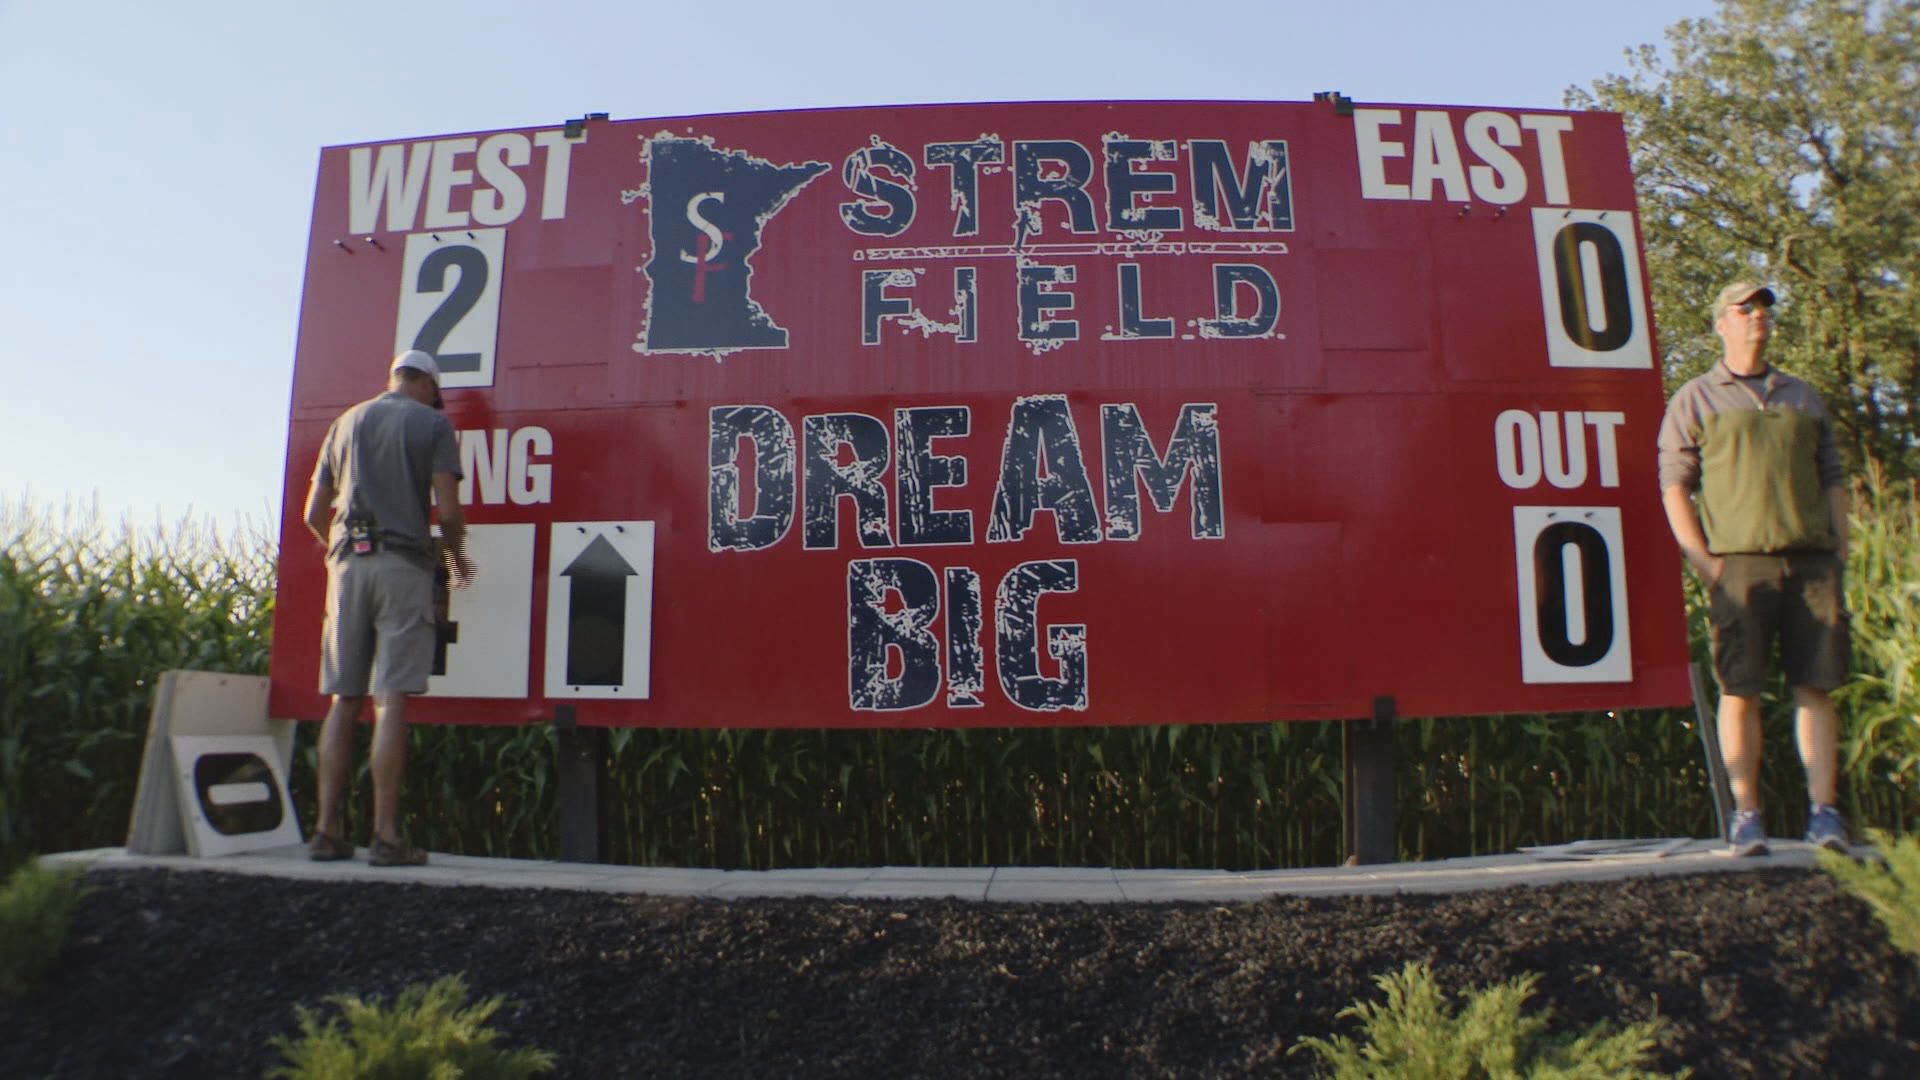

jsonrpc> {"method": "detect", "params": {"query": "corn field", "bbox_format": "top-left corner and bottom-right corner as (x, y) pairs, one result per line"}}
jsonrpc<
(1, 498), (275, 873)
(4, 473), (1916, 876)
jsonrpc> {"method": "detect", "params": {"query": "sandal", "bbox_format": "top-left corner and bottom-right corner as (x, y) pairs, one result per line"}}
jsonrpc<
(307, 831), (355, 862)
(368, 836), (429, 867)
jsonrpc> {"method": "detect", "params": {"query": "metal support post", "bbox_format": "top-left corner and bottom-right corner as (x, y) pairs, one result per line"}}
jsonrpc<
(1343, 695), (1397, 866)
(1689, 662), (1735, 842)
(554, 705), (608, 864)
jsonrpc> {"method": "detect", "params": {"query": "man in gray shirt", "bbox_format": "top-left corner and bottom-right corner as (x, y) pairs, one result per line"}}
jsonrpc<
(302, 349), (471, 866)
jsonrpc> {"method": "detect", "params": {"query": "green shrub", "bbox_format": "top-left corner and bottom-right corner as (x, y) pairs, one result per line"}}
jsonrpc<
(267, 973), (554, 1079)
(1835, 466), (1920, 794)
(1292, 961), (1684, 1079)
(0, 858), (88, 1000)
(1817, 829), (1920, 958)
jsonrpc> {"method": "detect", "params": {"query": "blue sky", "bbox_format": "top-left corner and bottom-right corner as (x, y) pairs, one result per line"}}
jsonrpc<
(0, 0), (1714, 532)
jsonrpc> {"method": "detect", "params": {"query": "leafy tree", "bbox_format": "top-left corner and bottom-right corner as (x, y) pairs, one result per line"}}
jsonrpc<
(1572, 0), (1920, 474)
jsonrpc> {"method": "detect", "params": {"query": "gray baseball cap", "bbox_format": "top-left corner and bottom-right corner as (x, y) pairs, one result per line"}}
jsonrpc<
(1711, 281), (1775, 321)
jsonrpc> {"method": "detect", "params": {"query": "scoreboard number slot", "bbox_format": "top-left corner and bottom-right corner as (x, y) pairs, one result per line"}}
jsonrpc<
(1531, 208), (1651, 370)
(1512, 506), (1633, 684)
(394, 228), (506, 389)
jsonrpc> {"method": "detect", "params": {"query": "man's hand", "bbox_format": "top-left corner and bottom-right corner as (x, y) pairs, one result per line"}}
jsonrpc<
(1689, 551), (1726, 588)
(444, 544), (476, 589)
(1661, 484), (1723, 588)
(430, 471), (472, 587)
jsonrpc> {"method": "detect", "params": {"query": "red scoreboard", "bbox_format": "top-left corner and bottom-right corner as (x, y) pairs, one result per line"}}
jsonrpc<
(269, 99), (1693, 728)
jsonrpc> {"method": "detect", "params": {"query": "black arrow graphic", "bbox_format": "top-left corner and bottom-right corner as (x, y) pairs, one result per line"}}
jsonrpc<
(561, 534), (638, 686)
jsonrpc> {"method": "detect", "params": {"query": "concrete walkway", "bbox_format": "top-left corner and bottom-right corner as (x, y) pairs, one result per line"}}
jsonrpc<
(46, 837), (1837, 903)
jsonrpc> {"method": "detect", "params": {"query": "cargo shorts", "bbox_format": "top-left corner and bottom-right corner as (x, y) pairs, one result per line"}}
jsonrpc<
(1707, 550), (1850, 696)
(320, 550), (436, 696)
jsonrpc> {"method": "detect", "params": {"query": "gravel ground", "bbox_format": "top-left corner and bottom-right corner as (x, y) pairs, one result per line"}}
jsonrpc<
(2, 865), (1916, 1077)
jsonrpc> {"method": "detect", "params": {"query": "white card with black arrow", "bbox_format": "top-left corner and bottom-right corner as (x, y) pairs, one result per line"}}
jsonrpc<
(545, 521), (656, 699)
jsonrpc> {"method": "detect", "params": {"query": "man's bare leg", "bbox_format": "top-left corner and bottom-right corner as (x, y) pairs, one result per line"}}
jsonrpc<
(369, 692), (410, 846)
(1792, 686), (1839, 806)
(1718, 692), (1765, 813)
(316, 695), (362, 839)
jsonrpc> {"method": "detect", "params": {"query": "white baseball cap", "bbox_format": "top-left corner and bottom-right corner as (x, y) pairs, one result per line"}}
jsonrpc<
(390, 349), (441, 382)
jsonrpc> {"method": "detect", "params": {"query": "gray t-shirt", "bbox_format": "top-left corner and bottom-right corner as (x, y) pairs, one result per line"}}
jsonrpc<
(312, 391), (462, 566)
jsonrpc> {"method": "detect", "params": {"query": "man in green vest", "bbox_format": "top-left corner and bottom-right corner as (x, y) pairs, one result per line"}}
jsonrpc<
(1657, 281), (1851, 857)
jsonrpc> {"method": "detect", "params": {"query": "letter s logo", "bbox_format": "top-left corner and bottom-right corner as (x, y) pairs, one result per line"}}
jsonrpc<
(681, 192), (727, 264)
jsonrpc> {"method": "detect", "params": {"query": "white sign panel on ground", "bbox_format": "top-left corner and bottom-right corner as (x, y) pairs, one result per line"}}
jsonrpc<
(126, 671), (299, 857)
(167, 734), (303, 857)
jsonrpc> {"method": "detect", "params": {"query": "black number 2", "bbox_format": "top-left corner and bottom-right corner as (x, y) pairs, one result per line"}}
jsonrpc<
(411, 245), (489, 373)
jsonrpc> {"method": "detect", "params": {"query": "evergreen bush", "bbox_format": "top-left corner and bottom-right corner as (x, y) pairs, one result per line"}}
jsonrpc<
(0, 858), (87, 1000)
(1817, 829), (1920, 959)
(266, 973), (554, 1079)
(1292, 961), (1684, 1079)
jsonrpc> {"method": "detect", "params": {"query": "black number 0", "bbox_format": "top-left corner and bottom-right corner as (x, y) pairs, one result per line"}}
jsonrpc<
(1532, 522), (1615, 667)
(1551, 222), (1632, 353)
(411, 245), (489, 374)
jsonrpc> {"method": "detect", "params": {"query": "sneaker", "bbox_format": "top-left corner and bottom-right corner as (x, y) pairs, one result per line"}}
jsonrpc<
(1805, 804), (1851, 853)
(367, 836), (429, 867)
(307, 831), (354, 862)
(1727, 809), (1769, 857)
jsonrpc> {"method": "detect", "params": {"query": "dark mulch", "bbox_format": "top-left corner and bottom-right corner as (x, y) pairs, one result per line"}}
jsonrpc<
(2, 865), (1916, 1077)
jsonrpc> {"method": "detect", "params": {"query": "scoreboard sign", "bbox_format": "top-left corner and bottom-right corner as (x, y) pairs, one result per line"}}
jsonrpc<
(269, 100), (1693, 728)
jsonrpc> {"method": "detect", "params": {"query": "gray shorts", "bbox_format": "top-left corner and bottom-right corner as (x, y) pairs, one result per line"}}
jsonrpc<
(320, 551), (435, 696)
(1708, 550), (1850, 696)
